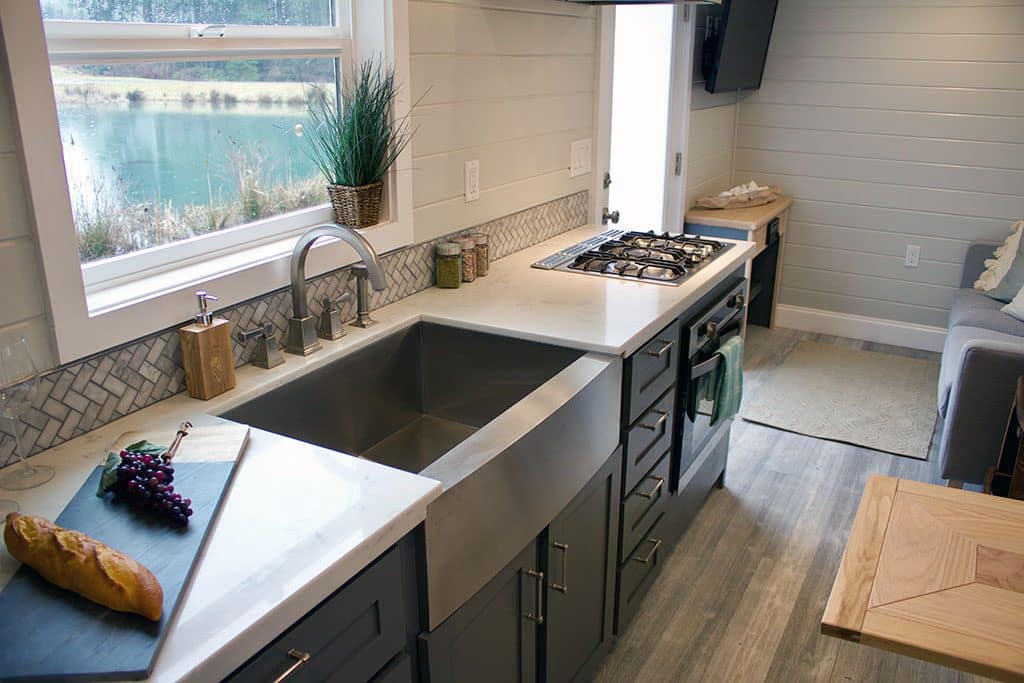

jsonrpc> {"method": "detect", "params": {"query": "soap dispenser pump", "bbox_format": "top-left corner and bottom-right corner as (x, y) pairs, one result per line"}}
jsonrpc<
(179, 290), (236, 400)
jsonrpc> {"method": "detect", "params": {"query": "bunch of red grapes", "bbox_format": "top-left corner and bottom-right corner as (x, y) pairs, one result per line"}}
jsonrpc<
(112, 450), (194, 526)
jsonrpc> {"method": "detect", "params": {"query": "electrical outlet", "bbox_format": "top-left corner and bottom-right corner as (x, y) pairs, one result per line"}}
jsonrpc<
(905, 244), (921, 268)
(464, 160), (480, 202)
(569, 138), (592, 178)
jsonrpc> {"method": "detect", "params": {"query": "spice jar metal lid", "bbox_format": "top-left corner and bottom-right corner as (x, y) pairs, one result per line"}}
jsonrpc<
(469, 233), (488, 245)
(436, 241), (461, 256)
(456, 236), (476, 250)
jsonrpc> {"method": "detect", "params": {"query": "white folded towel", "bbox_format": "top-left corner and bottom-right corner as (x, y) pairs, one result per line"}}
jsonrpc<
(718, 180), (769, 198)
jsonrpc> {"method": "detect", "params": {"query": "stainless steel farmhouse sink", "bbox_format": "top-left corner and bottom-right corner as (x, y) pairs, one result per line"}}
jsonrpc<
(222, 322), (622, 628)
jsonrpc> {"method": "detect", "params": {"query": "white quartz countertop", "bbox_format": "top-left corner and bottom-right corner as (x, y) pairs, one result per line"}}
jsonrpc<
(386, 224), (756, 358)
(0, 412), (442, 683)
(0, 223), (754, 681)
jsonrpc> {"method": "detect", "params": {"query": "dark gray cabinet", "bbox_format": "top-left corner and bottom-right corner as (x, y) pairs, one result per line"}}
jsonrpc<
(419, 541), (540, 683)
(228, 534), (420, 683)
(621, 387), (675, 493)
(545, 448), (620, 683)
(420, 448), (621, 683)
(623, 319), (682, 424)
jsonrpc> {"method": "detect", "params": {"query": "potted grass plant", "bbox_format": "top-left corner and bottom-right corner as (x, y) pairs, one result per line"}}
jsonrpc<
(305, 58), (416, 228)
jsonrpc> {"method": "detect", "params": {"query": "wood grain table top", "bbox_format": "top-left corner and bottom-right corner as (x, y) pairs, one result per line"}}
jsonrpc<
(822, 475), (1024, 682)
(684, 195), (793, 232)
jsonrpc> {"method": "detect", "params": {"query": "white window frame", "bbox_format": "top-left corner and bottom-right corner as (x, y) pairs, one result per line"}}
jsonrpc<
(0, 0), (413, 364)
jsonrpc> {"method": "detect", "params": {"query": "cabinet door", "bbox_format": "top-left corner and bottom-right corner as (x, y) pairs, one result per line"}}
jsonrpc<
(419, 541), (540, 683)
(545, 448), (622, 683)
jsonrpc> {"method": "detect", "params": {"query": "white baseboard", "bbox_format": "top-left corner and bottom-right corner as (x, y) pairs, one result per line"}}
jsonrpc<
(773, 305), (947, 353)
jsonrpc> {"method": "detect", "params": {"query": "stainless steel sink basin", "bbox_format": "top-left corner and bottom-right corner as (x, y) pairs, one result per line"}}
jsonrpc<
(222, 323), (584, 474)
(222, 321), (621, 629)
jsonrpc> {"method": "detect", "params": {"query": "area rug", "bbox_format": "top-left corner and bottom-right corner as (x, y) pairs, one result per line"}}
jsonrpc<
(741, 341), (940, 459)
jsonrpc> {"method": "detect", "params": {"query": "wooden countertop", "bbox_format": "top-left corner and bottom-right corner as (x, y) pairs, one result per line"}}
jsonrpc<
(685, 195), (793, 232)
(822, 475), (1024, 681)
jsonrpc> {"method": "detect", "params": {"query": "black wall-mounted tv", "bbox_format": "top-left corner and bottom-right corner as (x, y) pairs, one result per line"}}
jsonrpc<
(704, 0), (779, 94)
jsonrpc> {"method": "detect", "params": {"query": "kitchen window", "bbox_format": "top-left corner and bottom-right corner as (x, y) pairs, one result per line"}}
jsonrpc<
(1, 1), (413, 363)
(44, 2), (347, 286)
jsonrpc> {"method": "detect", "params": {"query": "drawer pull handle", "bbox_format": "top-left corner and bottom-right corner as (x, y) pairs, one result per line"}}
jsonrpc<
(633, 538), (663, 565)
(639, 410), (669, 432)
(636, 476), (665, 500)
(273, 649), (311, 683)
(526, 569), (545, 624)
(552, 542), (569, 594)
(645, 339), (674, 359)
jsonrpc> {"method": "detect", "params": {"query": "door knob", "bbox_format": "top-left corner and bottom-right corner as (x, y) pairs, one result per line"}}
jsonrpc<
(602, 208), (620, 225)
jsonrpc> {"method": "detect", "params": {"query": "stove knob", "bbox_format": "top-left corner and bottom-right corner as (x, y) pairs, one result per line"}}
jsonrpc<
(730, 294), (746, 309)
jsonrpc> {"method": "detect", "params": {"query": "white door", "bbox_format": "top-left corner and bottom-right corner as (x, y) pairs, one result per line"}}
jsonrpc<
(592, 5), (694, 232)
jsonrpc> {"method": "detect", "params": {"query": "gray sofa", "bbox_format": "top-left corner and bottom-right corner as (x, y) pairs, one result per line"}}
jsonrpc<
(938, 241), (1024, 484)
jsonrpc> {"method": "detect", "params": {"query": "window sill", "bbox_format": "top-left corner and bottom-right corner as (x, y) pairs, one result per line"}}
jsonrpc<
(79, 216), (411, 358)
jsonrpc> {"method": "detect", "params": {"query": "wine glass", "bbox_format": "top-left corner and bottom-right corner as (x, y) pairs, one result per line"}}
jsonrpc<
(0, 339), (54, 490)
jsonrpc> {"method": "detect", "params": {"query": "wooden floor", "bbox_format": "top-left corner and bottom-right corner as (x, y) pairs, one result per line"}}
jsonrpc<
(594, 325), (992, 683)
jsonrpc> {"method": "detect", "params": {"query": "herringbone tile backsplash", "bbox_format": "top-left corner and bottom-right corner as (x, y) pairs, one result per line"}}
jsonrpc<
(0, 192), (589, 466)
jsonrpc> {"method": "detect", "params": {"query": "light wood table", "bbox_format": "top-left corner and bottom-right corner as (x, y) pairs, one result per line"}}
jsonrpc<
(822, 475), (1024, 681)
(685, 196), (792, 328)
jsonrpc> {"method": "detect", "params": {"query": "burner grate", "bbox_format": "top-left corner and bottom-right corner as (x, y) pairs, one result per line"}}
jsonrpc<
(533, 230), (732, 286)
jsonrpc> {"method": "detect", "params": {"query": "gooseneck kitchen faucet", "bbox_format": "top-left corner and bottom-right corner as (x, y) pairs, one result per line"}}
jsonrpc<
(286, 223), (387, 355)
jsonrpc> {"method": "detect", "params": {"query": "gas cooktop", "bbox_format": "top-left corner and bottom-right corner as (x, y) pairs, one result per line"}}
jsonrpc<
(531, 229), (731, 286)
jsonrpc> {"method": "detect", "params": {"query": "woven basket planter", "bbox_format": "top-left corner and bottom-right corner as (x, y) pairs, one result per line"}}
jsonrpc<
(327, 181), (383, 228)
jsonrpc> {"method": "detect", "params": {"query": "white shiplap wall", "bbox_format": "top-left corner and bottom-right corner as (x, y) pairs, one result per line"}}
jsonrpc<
(685, 104), (736, 211)
(0, 3), (600, 370)
(408, 0), (597, 242)
(0, 31), (54, 368)
(735, 0), (1024, 329)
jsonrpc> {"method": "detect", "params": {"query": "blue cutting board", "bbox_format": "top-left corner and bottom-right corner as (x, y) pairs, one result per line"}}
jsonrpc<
(0, 425), (247, 681)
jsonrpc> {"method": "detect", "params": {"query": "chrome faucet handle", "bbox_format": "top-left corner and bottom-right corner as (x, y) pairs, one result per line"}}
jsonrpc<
(234, 322), (284, 369)
(349, 265), (377, 329)
(316, 294), (351, 341)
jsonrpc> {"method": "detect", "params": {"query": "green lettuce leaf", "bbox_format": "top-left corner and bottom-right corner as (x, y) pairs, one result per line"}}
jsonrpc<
(124, 440), (165, 456)
(96, 440), (166, 496)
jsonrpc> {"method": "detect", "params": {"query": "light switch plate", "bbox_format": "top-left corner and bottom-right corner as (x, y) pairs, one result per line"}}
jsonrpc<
(465, 160), (480, 202)
(905, 244), (920, 268)
(569, 139), (592, 178)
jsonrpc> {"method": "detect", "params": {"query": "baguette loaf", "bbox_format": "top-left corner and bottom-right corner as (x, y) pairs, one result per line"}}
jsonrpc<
(3, 512), (163, 621)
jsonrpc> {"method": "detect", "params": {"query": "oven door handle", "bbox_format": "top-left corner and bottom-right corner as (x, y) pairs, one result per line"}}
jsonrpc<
(687, 318), (743, 420)
(691, 353), (723, 381)
(691, 321), (744, 384)
(701, 309), (743, 344)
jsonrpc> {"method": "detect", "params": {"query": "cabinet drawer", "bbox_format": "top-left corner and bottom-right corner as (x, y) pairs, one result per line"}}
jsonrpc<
(622, 388), (675, 493)
(619, 452), (670, 564)
(229, 546), (406, 683)
(615, 514), (667, 635)
(624, 320), (681, 424)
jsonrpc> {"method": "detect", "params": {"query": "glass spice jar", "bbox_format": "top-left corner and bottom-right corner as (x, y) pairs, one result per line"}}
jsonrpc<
(457, 236), (477, 282)
(470, 233), (490, 277)
(435, 242), (462, 289)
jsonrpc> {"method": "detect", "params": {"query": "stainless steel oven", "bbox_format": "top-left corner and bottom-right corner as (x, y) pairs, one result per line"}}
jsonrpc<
(672, 279), (747, 491)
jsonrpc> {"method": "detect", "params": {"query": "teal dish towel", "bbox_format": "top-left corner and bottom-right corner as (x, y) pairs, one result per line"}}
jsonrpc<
(706, 335), (744, 426)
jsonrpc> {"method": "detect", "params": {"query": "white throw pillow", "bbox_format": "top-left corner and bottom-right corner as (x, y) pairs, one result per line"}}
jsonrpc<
(975, 220), (1024, 291)
(1002, 286), (1024, 322)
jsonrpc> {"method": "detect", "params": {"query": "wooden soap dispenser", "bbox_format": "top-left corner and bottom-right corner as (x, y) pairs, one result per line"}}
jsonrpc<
(179, 290), (236, 400)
